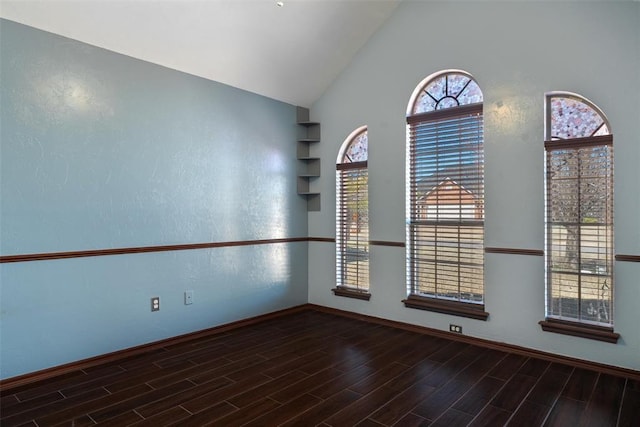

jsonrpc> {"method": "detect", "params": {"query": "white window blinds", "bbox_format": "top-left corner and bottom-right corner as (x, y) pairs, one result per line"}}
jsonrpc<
(336, 163), (369, 291)
(545, 137), (614, 326)
(407, 104), (484, 305)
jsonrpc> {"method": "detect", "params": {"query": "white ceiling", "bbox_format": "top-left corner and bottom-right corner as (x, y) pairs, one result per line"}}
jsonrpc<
(0, 0), (402, 107)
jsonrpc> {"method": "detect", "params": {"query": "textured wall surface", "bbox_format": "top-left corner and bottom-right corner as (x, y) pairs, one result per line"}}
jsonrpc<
(309, 1), (640, 370)
(0, 19), (308, 379)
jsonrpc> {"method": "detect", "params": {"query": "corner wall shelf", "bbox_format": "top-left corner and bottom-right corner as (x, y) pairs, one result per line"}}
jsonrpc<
(296, 106), (321, 211)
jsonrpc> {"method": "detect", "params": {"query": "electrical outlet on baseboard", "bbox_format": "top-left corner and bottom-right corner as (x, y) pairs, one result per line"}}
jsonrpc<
(449, 324), (462, 334)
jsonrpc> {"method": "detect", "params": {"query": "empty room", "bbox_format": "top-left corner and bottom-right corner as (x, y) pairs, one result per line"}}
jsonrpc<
(1, 0), (639, 426)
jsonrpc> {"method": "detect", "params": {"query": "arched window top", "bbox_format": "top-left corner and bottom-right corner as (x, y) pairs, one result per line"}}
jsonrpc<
(408, 70), (483, 115)
(546, 92), (611, 140)
(338, 126), (367, 164)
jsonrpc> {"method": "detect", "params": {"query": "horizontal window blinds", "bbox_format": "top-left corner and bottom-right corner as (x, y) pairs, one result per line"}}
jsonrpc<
(337, 162), (369, 291)
(545, 135), (613, 326)
(408, 104), (484, 304)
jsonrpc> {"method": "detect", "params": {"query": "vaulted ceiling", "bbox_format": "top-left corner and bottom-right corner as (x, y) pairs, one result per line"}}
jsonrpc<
(0, 0), (402, 107)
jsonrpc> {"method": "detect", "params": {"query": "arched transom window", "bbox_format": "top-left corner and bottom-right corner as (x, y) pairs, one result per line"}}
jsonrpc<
(410, 72), (483, 114)
(404, 71), (487, 320)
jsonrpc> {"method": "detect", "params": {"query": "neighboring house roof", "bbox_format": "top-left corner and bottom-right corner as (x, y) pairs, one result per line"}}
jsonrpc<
(416, 165), (483, 200)
(420, 177), (476, 203)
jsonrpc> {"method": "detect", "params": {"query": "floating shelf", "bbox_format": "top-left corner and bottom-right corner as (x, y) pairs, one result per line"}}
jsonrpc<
(296, 107), (321, 212)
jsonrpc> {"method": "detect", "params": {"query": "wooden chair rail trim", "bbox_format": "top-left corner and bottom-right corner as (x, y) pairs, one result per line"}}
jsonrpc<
(615, 254), (640, 262)
(5, 240), (638, 264)
(0, 237), (327, 264)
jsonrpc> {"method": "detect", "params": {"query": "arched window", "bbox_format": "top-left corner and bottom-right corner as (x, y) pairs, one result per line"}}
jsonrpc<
(334, 127), (370, 300)
(404, 71), (487, 320)
(540, 92), (617, 343)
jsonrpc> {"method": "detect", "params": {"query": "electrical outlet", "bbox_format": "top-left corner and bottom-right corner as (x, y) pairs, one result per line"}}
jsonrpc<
(184, 290), (194, 305)
(449, 324), (462, 334)
(151, 297), (160, 312)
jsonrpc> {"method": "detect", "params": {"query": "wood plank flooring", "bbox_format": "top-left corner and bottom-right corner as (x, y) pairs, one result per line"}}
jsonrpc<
(1, 309), (638, 426)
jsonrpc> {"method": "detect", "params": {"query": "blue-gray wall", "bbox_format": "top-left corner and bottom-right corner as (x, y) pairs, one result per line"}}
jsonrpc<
(309, 1), (640, 371)
(0, 19), (308, 379)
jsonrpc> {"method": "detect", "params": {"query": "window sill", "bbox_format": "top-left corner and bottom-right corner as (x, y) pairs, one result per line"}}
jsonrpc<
(332, 287), (371, 301)
(539, 318), (619, 344)
(402, 294), (489, 321)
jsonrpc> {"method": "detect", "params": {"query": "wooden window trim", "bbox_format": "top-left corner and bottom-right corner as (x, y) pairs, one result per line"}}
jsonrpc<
(332, 286), (371, 301)
(403, 294), (489, 321)
(407, 102), (482, 124)
(539, 318), (619, 344)
(545, 134), (612, 150)
(336, 160), (367, 171)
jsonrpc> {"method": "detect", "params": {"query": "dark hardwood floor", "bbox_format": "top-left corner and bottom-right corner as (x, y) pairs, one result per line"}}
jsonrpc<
(1, 309), (638, 426)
